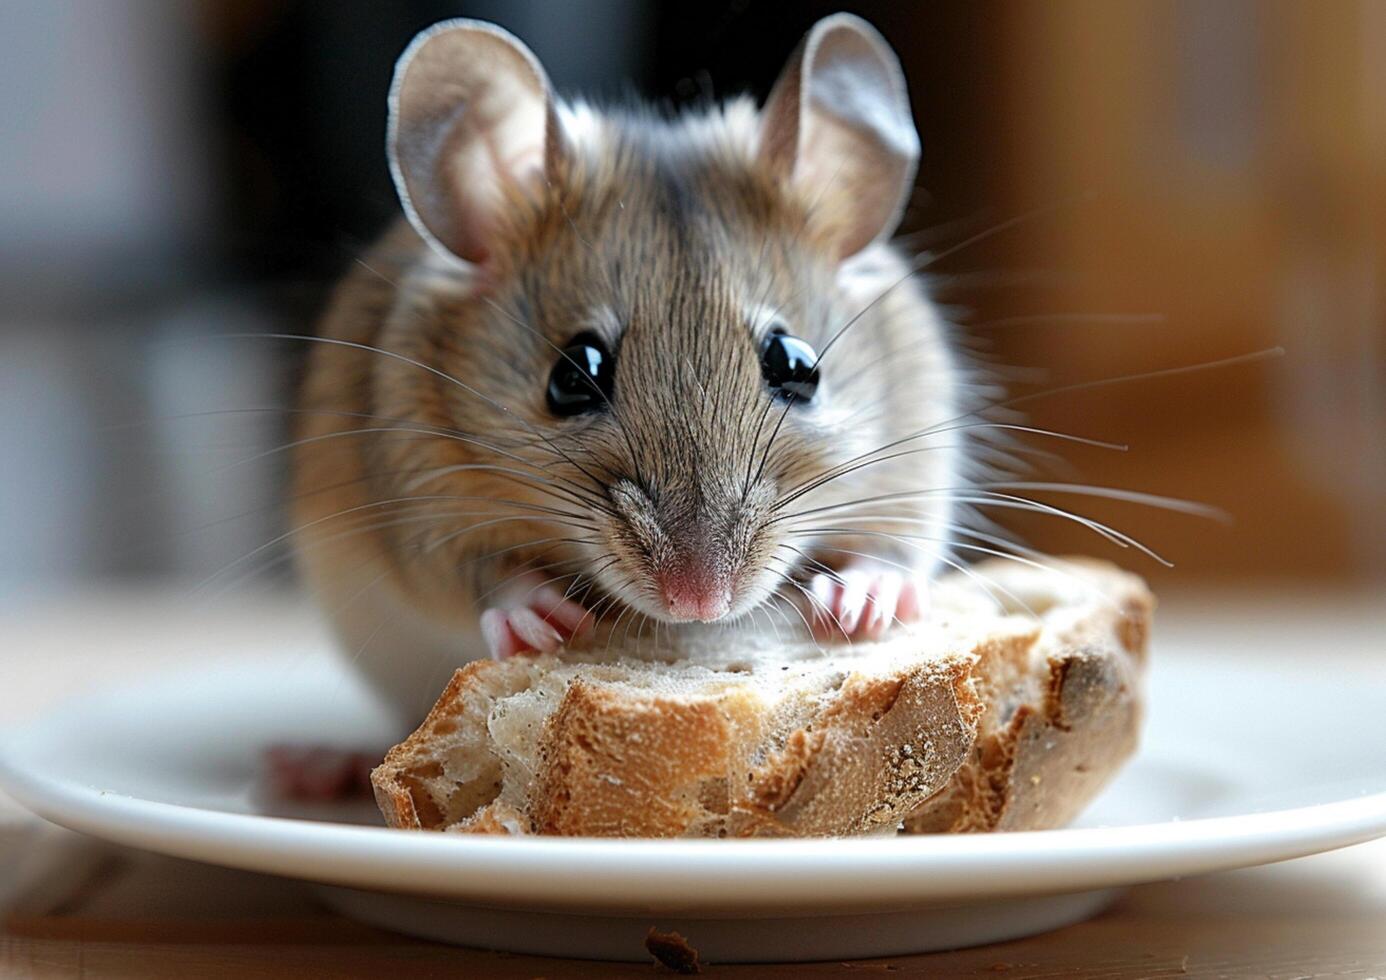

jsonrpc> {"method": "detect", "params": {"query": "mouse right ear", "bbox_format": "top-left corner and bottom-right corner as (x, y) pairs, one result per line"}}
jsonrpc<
(387, 20), (563, 268)
(759, 14), (920, 259)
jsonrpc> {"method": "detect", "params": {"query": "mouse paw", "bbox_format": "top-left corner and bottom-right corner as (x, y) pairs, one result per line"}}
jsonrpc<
(806, 564), (928, 640)
(480, 573), (592, 660)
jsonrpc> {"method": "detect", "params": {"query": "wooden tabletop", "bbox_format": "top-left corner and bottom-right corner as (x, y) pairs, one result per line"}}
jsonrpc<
(3, 587), (1385, 978)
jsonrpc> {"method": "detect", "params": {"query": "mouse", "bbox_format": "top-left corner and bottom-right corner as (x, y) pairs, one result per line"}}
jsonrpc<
(290, 14), (973, 726)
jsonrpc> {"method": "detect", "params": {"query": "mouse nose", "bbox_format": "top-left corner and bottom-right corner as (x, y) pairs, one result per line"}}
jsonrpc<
(658, 565), (732, 622)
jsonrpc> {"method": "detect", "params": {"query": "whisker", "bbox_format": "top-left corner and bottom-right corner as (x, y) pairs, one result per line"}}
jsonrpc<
(790, 527), (1119, 611)
(813, 196), (1098, 373)
(193, 493), (592, 594)
(768, 590), (817, 646)
(1002, 347), (1285, 412)
(802, 539), (1045, 622)
(976, 482), (1228, 521)
(479, 294), (646, 487)
(772, 422), (1129, 514)
(781, 512), (1040, 565)
(399, 460), (616, 517)
(354, 255), (399, 287)
(473, 551), (592, 606)
(196, 331), (615, 495)
(924, 550), (1044, 622)
(777, 544), (854, 646)
(972, 312), (1166, 330)
(778, 488), (1165, 562)
(201, 510), (455, 601)
(201, 421), (611, 515)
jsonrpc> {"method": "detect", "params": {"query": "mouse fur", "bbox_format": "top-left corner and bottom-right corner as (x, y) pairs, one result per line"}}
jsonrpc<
(291, 16), (983, 721)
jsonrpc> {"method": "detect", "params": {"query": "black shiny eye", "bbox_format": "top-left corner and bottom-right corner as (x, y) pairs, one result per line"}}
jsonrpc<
(760, 329), (820, 403)
(546, 332), (614, 416)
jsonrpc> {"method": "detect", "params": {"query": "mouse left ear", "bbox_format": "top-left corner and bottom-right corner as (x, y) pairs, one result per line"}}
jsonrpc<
(758, 14), (920, 259)
(387, 19), (564, 268)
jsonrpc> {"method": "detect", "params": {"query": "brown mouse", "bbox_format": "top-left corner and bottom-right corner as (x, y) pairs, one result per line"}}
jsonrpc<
(291, 15), (973, 722)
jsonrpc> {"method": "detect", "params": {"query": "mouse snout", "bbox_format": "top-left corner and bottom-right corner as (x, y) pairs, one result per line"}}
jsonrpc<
(656, 560), (732, 623)
(605, 477), (776, 623)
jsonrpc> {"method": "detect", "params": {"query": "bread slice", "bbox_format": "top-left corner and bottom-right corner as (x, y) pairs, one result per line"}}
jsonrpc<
(371, 559), (1151, 838)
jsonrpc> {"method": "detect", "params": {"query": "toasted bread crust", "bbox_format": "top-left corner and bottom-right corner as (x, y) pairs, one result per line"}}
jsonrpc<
(900, 562), (1152, 833)
(372, 653), (982, 837)
(371, 559), (1152, 838)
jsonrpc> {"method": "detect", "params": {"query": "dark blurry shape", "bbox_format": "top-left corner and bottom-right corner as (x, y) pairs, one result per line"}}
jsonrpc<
(645, 927), (702, 974)
(206, 0), (654, 281)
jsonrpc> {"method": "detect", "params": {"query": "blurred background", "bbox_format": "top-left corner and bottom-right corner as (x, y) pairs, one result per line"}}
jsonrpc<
(1, 0), (1381, 602)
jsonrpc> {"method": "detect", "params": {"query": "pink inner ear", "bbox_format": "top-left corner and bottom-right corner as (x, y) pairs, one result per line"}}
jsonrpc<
(426, 73), (551, 266)
(500, 145), (546, 180)
(756, 16), (920, 259)
(438, 117), (547, 266)
(757, 52), (805, 179)
(388, 22), (557, 268)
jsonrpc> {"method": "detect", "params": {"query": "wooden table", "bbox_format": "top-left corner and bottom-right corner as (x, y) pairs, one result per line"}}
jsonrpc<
(4, 588), (1385, 978)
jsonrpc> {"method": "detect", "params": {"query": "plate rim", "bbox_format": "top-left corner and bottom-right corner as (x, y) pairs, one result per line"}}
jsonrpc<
(3, 742), (1385, 913)
(4, 661), (1386, 914)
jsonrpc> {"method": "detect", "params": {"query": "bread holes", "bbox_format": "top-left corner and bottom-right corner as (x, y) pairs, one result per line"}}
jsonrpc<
(697, 778), (731, 816)
(444, 776), (503, 825)
(399, 771), (446, 827)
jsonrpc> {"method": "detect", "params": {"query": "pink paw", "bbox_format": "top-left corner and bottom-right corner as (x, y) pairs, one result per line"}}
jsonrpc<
(806, 564), (928, 640)
(480, 573), (593, 659)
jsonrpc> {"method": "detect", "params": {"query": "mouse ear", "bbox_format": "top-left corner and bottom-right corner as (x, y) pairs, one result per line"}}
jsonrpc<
(759, 14), (920, 259)
(387, 19), (563, 267)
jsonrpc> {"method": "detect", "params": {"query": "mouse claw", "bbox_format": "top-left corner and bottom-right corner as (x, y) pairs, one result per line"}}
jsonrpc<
(805, 564), (928, 641)
(481, 574), (593, 660)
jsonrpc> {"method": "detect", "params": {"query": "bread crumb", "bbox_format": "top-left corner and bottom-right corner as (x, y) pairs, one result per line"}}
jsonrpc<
(646, 927), (701, 974)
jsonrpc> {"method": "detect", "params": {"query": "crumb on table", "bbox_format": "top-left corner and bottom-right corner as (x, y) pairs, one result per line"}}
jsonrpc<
(645, 927), (702, 974)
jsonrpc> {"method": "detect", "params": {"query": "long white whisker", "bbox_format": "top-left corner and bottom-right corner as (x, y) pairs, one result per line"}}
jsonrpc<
(193, 494), (591, 594)
(778, 488), (1168, 562)
(976, 482), (1228, 520)
(199, 331), (615, 492)
(973, 312), (1166, 329)
(792, 529), (1118, 611)
(774, 423), (1127, 513)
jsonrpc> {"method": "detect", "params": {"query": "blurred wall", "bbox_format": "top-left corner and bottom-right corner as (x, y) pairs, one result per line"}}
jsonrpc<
(0, 0), (223, 595)
(973, 0), (1386, 585)
(1, 0), (1380, 597)
(0, 0), (651, 597)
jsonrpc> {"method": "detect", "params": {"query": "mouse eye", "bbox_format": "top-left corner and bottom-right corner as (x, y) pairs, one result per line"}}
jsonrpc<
(547, 332), (614, 416)
(760, 329), (820, 403)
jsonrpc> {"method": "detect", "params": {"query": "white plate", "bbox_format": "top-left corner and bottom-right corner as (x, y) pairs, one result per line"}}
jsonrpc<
(2, 642), (1384, 963)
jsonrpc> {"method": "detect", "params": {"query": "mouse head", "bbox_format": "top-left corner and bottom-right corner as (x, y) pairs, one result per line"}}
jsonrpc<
(383, 16), (941, 624)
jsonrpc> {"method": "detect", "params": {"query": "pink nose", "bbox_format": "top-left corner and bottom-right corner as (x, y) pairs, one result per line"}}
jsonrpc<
(661, 571), (732, 622)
